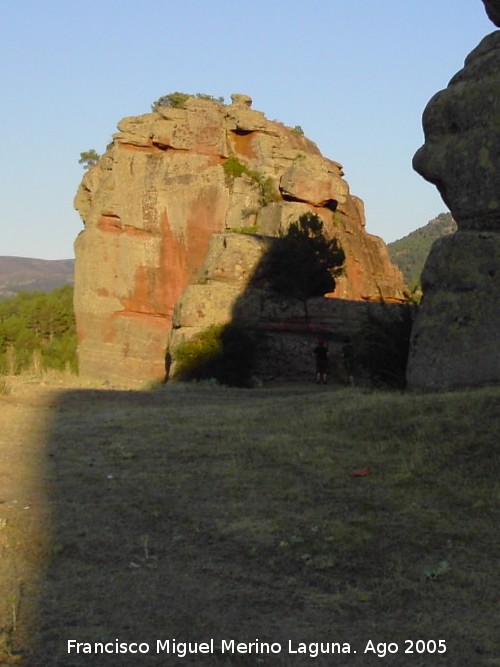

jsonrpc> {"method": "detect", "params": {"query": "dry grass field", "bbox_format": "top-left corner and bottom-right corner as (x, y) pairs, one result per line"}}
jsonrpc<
(0, 375), (499, 666)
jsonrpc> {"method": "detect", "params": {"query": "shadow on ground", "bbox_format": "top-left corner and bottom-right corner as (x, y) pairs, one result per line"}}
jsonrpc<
(6, 381), (498, 667)
(27, 385), (355, 667)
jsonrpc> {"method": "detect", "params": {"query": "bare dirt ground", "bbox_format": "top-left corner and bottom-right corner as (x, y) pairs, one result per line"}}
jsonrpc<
(1, 379), (54, 664)
(1, 375), (499, 667)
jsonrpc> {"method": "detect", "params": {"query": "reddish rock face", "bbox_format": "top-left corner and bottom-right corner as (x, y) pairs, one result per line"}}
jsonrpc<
(74, 94), (407, 384)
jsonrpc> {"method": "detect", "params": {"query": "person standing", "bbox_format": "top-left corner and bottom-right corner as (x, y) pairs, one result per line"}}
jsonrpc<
(313, 339), (329, 384)
(342, 338), (355, 386)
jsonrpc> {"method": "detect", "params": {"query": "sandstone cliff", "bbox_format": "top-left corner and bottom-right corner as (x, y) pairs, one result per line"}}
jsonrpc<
(407, 2), (500, 389)
(74, 93), (407, 384)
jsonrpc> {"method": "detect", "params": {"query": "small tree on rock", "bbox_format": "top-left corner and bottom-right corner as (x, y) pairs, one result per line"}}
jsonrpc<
(265, 213), (345, 312)
(79, 149), (100, 170)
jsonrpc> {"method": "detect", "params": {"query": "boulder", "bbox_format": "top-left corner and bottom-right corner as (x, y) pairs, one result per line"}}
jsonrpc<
(279, 155), (348, 208)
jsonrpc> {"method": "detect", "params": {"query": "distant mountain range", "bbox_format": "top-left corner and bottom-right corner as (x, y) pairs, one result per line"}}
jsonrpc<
(387, 212), (456, 287)
(0, 256), (74, 300)
(0, 215), (455, 300)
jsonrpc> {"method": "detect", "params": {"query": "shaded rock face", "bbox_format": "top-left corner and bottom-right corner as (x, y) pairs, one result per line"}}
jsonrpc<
(413, 32), (500, 231)
(169, 232), (410, 382)
(407, 232), (500, 388)
(407, 14), (500, 389)
(75, 94), (407, 384)
(483, 0), (500, 26)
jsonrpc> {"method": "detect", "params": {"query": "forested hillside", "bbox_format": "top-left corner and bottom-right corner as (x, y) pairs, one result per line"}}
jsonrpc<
(0, 257), (74, 299)
(388, 212), (456, 287)
(0, 285), (77, 374)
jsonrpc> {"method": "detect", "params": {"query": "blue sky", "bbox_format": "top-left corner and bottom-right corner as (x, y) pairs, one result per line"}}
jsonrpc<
(0, 1), (494, 259)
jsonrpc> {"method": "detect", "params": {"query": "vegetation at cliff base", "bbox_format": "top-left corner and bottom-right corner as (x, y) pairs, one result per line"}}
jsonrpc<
(0, 285), (77, 375)
(172, 323), (256, 387)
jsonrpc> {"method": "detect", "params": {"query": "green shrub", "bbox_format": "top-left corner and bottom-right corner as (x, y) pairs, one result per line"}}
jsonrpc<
(223, 157), (280, 205)
(230, 225), (259, 235)
(152, 92), (224, 112)
(223, 156), (248, 178)
(194, 93), (225, 104)
(172, 323), (256, 387)
(353, 304), (415, 389)
(151, 92), (191, 111)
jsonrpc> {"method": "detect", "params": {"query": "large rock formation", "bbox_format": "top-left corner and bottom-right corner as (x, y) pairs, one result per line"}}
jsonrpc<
(407, 5), (500, 389)
(74, 93), (407, 384)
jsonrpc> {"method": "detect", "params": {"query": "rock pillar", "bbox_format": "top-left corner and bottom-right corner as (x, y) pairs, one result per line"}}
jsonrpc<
(407, 9), (500, 389)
